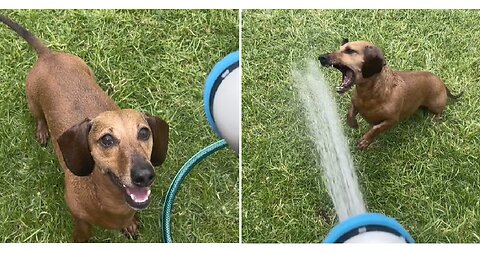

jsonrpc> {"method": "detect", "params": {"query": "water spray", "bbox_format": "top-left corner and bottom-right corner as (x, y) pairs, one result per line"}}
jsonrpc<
(294, 59), (414, 243)
(162, 51), (239, 242)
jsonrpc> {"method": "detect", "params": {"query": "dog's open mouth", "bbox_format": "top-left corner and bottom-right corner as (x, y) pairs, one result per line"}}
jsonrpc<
(108, 171), (152, 210)
(333, 65), (355, 94)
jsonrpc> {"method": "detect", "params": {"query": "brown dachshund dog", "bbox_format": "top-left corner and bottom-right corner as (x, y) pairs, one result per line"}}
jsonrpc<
(0, 16), (169, 242)
(319, 39), (462, 150)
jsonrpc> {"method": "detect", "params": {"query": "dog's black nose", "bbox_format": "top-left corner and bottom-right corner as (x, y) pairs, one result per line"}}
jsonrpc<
(131, 162), (155, 187)
(132, 167), (155, 187)
(319, 54), (329, 66)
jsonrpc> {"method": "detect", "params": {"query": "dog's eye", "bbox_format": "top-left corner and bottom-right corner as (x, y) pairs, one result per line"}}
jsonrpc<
(100, 134), (115, 148)
(138, 127), (151, 141)
(345, 48), (357, 55)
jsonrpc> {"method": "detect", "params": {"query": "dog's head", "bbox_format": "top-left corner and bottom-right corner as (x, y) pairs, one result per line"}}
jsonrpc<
(58, 109), (169, 210)
(319, 39), (386, 93)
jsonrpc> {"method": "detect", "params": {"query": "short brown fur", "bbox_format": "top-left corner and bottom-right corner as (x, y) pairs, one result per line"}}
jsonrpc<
(320, 40), (461, 150)
(1, 15), (169, 242)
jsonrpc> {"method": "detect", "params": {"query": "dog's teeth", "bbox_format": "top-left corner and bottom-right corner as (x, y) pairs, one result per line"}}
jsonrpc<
(122, 184), (126, 188)
(147, 189), (151, 196)
(130, 194), (135, 200)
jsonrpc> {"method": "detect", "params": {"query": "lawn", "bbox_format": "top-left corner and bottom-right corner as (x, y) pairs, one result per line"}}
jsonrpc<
(0, 10), (239, 243)
(242, 10), (480, 243)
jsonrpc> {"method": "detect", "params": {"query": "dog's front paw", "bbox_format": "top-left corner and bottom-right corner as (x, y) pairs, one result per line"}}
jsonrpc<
(347, 117), (359, 129)
(122, 216), (140, 240)
(357, 138), (371, 150)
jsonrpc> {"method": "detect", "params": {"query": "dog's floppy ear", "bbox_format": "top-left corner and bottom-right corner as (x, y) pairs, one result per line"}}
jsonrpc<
(362, 45), (385, 78)
(58, 118), (94, 176)
(145, 115), (169, 166)
(341, 38), (349, 45)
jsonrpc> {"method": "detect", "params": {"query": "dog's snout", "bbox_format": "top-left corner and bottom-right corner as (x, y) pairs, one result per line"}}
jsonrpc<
(131, 162), (155, 187)
(319, 54), (329, 66)
(132, 166), (155, 187)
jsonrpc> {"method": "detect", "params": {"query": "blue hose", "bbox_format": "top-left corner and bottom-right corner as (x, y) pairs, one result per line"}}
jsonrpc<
(162, 139), (228, 243)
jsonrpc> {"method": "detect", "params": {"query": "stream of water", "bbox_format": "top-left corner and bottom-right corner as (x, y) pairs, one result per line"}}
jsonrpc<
(293, 59), (367, 222)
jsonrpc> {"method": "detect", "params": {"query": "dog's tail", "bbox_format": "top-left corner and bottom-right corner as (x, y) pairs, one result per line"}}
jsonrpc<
(0, 15), (50, 56)
(446, 86), (463, 100)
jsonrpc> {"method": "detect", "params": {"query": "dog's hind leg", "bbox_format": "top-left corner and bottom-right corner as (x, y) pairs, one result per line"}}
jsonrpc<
(26, 79), (50, 146)
(424, 89), (448, 122)
(35, 118), (49, 145)
(425, 103), (445, 122)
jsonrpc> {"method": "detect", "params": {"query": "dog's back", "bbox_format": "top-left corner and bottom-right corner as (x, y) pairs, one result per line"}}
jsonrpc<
(26, 52), (119, 138)
(394, 71), (448, 117)
(1, 15), (119, 138)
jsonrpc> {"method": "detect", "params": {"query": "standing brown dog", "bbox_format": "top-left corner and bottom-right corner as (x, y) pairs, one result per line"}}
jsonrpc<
(319, 39), (462, 150)
(0, 16), (169, 242)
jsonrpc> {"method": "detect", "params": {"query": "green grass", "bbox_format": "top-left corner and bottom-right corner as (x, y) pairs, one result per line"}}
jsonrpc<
(0, 10), (239, 243)
(242, 10), (480, 243)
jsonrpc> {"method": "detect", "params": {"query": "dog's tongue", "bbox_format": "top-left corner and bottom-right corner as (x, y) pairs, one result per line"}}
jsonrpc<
(125, 187), (151, 203)
(337, 69), (354, 93)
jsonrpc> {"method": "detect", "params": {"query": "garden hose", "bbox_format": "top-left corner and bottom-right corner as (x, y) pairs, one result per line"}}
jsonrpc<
(162, 139), (228, 243)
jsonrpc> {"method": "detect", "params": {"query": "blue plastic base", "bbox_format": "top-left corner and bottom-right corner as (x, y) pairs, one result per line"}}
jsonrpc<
(323, 213), (414, 243)
(203, 51), (239, 136)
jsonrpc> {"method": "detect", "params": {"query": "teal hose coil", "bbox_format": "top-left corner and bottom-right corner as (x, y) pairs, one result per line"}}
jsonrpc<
(162, 139), (228, 243)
